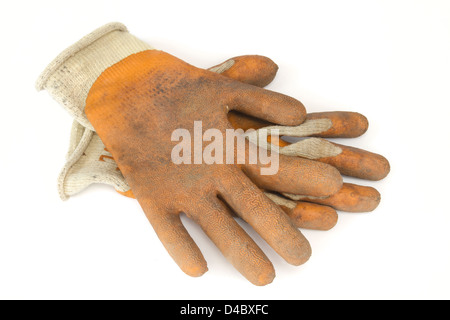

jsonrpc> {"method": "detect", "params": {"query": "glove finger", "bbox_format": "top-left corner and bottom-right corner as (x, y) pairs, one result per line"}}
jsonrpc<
(208, 55), (278, 88)
(228, 110), (369, 139)
(146, 206), (207, 277)
(315, 143), (390, 181)
(305, 112), (368, 138)
(218, 169), (312, 266)
(227, 110), (367, 139)
(283, 183), (381, 212)
(228, 111), (369, 138)
(269, 136), (389, 181)
(225, 82), (306, 126)
(264, 192), (338, 231)
(188, 197), (275, 286)
(243, 112), (368, 139)
(242, 147), (343, 197)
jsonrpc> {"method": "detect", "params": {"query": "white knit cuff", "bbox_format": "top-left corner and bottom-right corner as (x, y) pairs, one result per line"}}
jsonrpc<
(35, 22), (153, 130)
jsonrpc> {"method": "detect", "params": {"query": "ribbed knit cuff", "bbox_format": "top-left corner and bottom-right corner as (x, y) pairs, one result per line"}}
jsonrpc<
(36, 22), (153, 130)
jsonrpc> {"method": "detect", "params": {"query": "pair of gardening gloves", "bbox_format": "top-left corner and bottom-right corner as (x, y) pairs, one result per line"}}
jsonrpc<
(36, 23), (389, 286)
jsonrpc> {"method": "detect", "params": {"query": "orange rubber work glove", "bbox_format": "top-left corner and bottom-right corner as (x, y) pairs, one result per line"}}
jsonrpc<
(36, 23), (343, 285)
(58, 55), (388, 231)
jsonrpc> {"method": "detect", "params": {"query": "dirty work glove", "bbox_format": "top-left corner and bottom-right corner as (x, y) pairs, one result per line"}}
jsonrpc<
(57, 55), (388, 231)
(36, 23), (343, 285)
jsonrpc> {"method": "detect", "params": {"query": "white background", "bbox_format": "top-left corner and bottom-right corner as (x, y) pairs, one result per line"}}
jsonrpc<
(1, 0), (449, 300)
